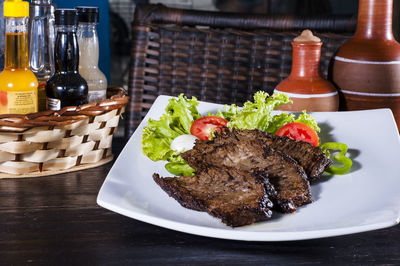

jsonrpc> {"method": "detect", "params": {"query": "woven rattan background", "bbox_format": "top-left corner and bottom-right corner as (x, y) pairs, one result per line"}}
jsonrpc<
(127, 4), (355, 136)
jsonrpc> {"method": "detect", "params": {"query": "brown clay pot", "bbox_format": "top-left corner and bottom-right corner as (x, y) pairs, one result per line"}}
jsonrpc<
(275, 39), (339, 112)
(332, 0), (400, 129)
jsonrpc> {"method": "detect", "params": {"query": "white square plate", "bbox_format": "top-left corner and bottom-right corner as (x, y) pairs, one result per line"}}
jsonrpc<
(97, 95), (400, 241)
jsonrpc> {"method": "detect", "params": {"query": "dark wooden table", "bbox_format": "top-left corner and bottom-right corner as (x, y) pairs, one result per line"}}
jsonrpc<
(1, 138), (399, 265)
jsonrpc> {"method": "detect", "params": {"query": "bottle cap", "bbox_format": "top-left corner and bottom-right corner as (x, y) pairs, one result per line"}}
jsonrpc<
(76, 6), (99, 24)
(55, 9), (78, 26)
(4, 0), (29, 18)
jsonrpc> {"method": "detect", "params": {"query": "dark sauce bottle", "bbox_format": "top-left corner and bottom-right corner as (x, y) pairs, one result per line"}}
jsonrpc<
(46, 9), (88, 110)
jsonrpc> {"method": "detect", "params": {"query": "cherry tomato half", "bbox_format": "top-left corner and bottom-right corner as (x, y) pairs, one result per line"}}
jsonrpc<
(275, 122), (319, 146)
(190, 116), (228, 140)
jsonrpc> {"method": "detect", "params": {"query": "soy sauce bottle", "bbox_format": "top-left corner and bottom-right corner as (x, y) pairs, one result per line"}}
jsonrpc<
(46, 9), (88, 110)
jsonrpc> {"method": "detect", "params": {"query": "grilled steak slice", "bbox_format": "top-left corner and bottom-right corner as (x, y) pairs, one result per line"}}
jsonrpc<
(153, 167), (276, 227)
(182, 130), (312, 213)
(223, 128), (331, 182)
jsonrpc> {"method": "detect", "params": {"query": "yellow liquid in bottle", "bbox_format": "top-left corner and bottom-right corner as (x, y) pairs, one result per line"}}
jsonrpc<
(0, 32), (38, 114)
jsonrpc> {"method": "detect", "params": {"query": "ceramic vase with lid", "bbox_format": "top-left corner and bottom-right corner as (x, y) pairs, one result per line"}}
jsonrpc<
(332, 0), (400, 128)
(275, 30), (339, 112)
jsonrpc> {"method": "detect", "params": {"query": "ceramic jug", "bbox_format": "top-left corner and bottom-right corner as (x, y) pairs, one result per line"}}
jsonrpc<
(275, 30), (339, 112)
(332, 0), (400, 128)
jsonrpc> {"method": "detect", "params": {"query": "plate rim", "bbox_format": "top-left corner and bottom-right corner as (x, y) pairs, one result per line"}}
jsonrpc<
(96, 193), (400, 241)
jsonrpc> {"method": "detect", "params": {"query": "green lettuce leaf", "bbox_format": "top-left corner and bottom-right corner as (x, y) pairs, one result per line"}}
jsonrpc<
(215, 104), (240, 121)
(225, 92), (320, 134)
(227, 91), (292, 132)
(264, 113), (295, 134)
(142, 94), (201, 162)
(294, 110), (321, 133)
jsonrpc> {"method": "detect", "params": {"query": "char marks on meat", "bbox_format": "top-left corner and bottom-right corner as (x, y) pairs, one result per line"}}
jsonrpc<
(182, 129), (312, 213)
(153, 167), (276, 227)
(231, 129), (332, 182)
(154, 128), (328, 227)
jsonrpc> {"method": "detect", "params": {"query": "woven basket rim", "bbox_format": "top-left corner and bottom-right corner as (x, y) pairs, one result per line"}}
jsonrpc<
(0, 86), (129, 132)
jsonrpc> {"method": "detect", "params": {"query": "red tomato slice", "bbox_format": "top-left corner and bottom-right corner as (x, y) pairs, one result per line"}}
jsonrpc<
(275, 122), (319, 146)
(190, 116), (228, 140)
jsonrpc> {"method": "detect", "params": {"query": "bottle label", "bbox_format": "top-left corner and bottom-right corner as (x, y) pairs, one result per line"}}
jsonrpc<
(47, 97), (61, 111)
(0, 90), (38, 114)
(88, 90), (107, 103)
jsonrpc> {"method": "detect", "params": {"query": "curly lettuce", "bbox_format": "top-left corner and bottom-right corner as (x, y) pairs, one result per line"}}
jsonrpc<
(223, 91), (320, 134)
(294, 111), (320, 133)
(142, 94), (200, 162)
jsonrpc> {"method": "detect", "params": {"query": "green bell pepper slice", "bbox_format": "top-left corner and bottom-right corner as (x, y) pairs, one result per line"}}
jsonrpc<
(320, 142), (352, 175)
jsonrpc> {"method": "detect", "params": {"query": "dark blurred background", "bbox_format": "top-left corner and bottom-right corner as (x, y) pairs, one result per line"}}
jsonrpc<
(0, 0), (399, 93)
(107, 0), (358, 89)
(108, 0), (400, 89)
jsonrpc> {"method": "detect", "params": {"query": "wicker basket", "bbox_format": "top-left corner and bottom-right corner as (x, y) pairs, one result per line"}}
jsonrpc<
(126, 4), (357, 136)
(0, 86), (128, 178)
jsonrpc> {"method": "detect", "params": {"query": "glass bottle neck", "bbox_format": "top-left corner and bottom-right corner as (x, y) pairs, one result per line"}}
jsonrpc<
(54, 25), (79, 73)
(30, 1), (55, 17)
(57, 25), (77, 34)
(5, 17), (29, 69)
(77, 23), (99, 68)
(355, 0), (394, 40)
(78, 23), (97, 34)
(29, 7), (55, 77)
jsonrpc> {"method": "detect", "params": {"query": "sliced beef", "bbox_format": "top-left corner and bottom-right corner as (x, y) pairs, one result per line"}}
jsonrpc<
(182, 129), (312, 213)
(153, 167), (276, 227)
(220, 128), (331, 182)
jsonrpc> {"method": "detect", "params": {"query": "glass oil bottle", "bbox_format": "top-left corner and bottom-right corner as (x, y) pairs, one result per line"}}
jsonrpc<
(0, 0), (38, 114)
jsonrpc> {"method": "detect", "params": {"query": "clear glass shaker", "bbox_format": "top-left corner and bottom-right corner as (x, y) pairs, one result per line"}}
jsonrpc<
(76, 6), (107, 103)
(29, 0), (55, 111)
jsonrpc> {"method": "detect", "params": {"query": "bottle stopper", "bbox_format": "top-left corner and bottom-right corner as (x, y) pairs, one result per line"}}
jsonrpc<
(76, 6), (100, 24)
(293, 30), (321, 43)
(55, 9), (78, 26)
(4, 0), (29, 18)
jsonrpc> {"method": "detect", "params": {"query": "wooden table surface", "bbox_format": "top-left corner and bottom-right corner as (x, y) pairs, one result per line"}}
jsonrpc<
(1, 138), (399, 265)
